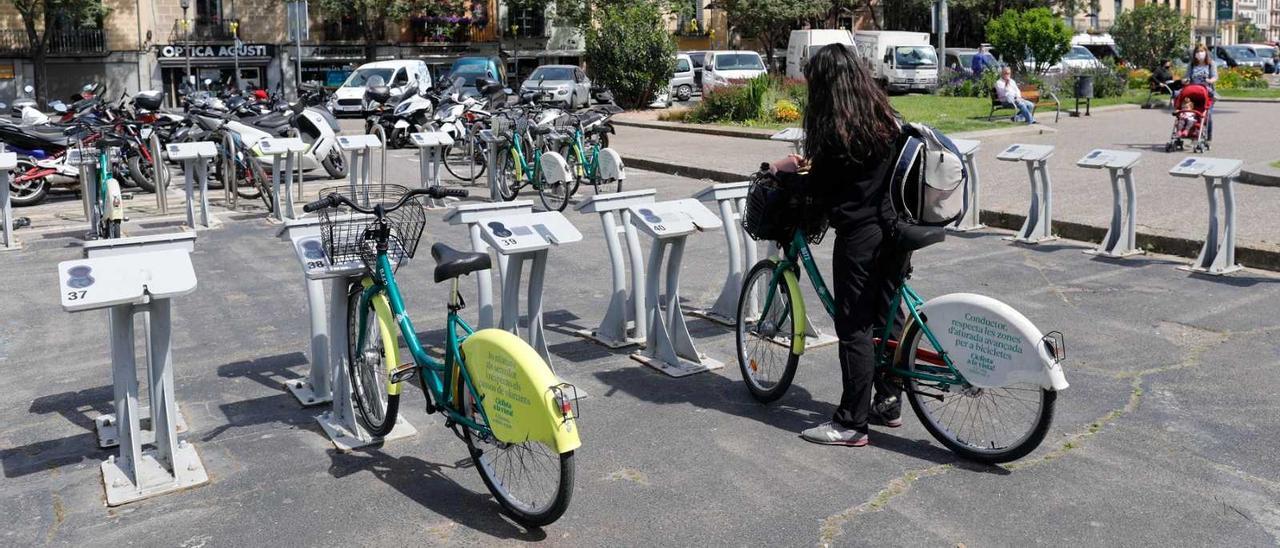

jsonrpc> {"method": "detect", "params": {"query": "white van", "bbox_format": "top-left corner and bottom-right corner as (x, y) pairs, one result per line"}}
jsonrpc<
(331, 60), (433, 116)
(786, 29), (855, 80)
(702, 50), (767, 92)
(852, 31), (939, 93)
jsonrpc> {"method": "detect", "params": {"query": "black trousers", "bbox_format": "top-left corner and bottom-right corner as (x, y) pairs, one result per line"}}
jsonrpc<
(831, 222), (906, 431)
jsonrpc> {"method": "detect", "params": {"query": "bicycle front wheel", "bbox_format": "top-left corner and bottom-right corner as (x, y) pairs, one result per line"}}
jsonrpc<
(497, 152), (520, 201)
(444, 138), (482, 182)
(899, 320), (1056, 463)
(735, 259), (801, 403)
(346, 285), (401, 437)
(457, 373), (575, 527)
(537, 172), (577, 212)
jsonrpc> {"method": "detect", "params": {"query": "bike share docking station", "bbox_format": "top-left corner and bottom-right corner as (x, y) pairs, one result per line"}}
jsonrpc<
(628, 199), (726, 377)
(277, 144), (417, 450)
(57, 233), (208, 505)
(0, 152), (20, 251)
(166, 141), (220, 230)
(997, 143), (1058, 244)
(410, 131), (456, 209)
(1077, 149), (1143, 259)
(1169, 156), (1245, 275)
(573, 190), (657, 348)
(259, 137), (308, 223)
(66, 144), (116, 239)
(947, 138), (986, 232)
(479, 129), (505, 202)
(444, 201), (536, 329)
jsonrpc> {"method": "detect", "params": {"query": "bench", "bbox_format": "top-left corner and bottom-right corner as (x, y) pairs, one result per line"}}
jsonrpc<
(988, 84), (1060, 123)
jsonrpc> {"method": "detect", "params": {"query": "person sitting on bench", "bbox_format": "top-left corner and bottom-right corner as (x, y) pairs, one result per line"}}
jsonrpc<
(995, 67), (1036, 125)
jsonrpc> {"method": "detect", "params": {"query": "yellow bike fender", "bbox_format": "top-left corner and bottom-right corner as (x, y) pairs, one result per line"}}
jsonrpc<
(461, 329), (581, 454)
(783, 268), (806, 354)
(367, 284), (402, 397)
(510, 147), (524, 180)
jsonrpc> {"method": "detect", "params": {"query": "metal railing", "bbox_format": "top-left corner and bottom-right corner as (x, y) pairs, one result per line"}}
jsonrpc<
(171, 19), (240, 42)
(0, 28), (106, 55)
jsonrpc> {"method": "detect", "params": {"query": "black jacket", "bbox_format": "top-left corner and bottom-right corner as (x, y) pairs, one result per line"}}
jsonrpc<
(778, 151), (896, 234)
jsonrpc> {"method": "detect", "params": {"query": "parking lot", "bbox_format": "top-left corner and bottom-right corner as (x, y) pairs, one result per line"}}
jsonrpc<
(2, 141), (1279, 546)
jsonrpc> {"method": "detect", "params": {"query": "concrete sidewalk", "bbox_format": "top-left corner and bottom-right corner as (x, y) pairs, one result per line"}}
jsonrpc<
(613, 102), (1280, 269)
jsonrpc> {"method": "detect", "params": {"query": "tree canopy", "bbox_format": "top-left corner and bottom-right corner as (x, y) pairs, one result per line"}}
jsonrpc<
(1111, 4), (1191, 71)
(985, 7), (1072, 74)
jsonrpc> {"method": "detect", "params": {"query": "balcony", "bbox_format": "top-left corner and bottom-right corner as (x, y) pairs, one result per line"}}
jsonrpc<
(0, 28), (106, 56)
(170, 18), (240, 43)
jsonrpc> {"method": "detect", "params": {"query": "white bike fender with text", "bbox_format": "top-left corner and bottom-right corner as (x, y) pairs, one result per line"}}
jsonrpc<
(597, 147), (626, 181)
(540, 151), (571, 185)
(920, 293), (1069, 391)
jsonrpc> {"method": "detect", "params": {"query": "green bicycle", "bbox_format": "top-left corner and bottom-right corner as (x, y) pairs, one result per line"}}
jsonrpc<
(545, 107), (625, 195)
(734, 178), (1069, 463)
(494, 110), (577, 212)
(304, 185), (580, 526)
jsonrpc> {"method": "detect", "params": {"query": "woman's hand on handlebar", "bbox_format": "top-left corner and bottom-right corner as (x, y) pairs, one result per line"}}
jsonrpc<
(770, 154), (808, 175)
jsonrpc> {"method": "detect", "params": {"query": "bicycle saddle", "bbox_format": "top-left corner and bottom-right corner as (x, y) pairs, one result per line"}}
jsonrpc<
(430, 242), (492, 283)
(895, 222), (946, 251)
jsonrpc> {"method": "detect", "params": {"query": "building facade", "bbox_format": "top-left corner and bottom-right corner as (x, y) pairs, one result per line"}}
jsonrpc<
(0, 0), (583, 105)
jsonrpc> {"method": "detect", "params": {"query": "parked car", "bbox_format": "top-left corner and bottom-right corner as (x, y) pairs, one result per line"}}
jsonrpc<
(1236, 44), (1277, 73)
(1215, 45), (1268, 70)
(701, 50), (768, 92)
(670, 53), (696, 101)
(1072, 33), (1122, 63)
(330, 60), (431, 116)
(944, 48), (979, 75)
(447, 56), (507, 96)
(1035, 46), (1104, 74)
(520, 65), (592, 109)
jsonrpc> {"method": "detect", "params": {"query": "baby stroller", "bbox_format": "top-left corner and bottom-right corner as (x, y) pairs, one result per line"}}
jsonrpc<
(1165, 83), (1212, 153)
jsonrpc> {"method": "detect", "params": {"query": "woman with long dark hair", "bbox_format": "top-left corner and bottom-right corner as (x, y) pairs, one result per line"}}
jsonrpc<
(774, 43), (905, 447)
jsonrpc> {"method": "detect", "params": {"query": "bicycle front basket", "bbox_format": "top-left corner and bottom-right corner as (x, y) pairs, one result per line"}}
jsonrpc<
(315, 184), (427, 271)
(741, 170), (829, 244)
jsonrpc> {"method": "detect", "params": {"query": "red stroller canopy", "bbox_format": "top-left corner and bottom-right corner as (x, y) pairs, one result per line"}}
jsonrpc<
(1179, 84), (1213, 111)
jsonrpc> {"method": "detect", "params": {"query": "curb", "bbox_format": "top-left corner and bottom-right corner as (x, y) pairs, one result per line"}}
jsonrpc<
(625, 155), (1280, 272)
(1215, 96), (1280, 103)
(613, 119), (777, 140)
(1239, 162), (1280, 187)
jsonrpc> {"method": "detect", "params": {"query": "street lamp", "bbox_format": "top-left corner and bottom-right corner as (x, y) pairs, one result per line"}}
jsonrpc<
(180, 0), (191, 92)
(230, 18), (240, 92)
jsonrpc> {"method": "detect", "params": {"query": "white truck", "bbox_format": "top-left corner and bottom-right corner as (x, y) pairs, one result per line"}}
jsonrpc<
(852, 31), (939, 93)
(786, 29), (856, 80)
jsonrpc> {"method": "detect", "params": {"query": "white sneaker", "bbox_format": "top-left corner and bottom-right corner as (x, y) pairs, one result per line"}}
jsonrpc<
(801, 421), (869, 446)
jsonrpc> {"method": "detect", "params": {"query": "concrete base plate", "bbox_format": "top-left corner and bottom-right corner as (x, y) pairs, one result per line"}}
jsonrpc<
(1178, 264), (1244, 276)
(1084, 248), (1145, 259)
(947, 223), (987, 233)
(102, 441), (209, 506)
(573, 328), (643, 349)
(96, 406), (190, 449)
(316, 411), (418, 452)
(286, 378), (333, 407)
(630, 352), (724, 378)
(766, 331), (840, 351)
(1004, 235), (1059, 245)
(182, 213), (224, 232)
(686, 308), (736, 327)
(0, 240), (22, 251)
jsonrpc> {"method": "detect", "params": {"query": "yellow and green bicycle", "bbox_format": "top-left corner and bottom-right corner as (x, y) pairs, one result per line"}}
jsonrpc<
(305, 185), (580, 526)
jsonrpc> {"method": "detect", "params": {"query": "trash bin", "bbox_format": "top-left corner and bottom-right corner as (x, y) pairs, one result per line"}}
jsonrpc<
(1074, 74), (1094, 99)
(1073, 75), (1094, 117)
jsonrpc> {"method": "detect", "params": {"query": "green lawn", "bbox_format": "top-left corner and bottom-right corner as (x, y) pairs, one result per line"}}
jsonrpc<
(1217, 88), (1280, 99)
(1272, 160), (1280, 169)
(889, 90), (1146, 133)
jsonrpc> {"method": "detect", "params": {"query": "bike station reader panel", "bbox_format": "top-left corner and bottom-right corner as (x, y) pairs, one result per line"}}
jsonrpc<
(336, 134), (383, 151)
(410, 132), (455, 148)
(58, 249), (197, 312)
(479, 211), (583, 254)
(628, 199), (723, 239)
(1077, 149), (1141, 170)
(259, 137), (308, 155)
(1168, 157), (1243, 179)
(166, 141), (218, 161)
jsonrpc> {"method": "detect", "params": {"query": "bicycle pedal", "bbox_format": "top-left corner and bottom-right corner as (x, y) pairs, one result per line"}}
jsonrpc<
(389, 363), (419, 384)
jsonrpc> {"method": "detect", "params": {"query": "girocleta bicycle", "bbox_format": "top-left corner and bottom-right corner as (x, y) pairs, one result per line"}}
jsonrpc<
(493, 107), (577, 211)
(734, 168), (1069, 463)
(540, 106), (626, 195)
(304, 184), (580, 526)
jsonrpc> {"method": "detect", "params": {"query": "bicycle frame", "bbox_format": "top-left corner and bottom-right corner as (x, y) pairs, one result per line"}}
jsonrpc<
(567, 128), (599, 182)
(352, 251), (493, 435)
(761, 230), (964, 387)
(507, 129), (543, 188)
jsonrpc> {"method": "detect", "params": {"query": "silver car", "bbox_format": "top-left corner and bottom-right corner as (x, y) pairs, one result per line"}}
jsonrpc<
(520, 65), (592, 109)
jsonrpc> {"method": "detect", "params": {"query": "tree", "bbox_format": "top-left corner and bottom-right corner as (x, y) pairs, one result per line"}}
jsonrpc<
(985, 7), (1072, 74)
(720, 0), (824, 66)
(1111, 4), (1191, 71)
(8, 0), (108, 102)
(314, 0), (418, 62)
(584, 2), (674, 109)
(1237, 21), (1265, 44)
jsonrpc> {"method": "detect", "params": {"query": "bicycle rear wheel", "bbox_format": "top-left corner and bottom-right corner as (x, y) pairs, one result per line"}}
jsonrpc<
(497, 152), (520, 201)
(346, 285), (400, 437)
(735, 259), (801, 403)
(538, 174), (576, 212)
(444, 137), (483, 182)
(457, 373), (574, 527)
(899, 320), (1056, 463)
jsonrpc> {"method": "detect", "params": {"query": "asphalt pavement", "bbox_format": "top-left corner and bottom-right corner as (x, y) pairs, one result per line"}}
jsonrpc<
(2, 153), (1279, 546)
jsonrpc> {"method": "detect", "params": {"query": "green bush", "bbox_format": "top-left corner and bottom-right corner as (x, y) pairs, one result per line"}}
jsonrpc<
(584, 3), (675, 109)
(1218, 67), (1268, 90)
(686, 74), (775, 123)
(1052, 61), (1128, 99)
(938, 68), (1000, 97)
(986, 8), (1073, 75)
(1127, 68), (1153, 89)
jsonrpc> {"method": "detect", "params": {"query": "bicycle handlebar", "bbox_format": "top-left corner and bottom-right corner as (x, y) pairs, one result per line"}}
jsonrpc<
(303, 186), (468, 214)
